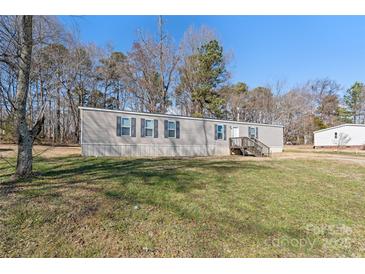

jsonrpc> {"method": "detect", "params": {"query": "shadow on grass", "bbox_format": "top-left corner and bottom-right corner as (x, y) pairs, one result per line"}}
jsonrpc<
(1, 156), (321, 257)
(0, 155), (272, 205)
(0, 156), (274, 231)
(1, 155), (272, 187)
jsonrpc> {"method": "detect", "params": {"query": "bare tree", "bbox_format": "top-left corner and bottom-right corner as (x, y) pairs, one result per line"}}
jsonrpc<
(220, 82), (249, 121)
(310, 78), (342, 127)
(95, 48), (127, 109)
(124, 17), (179, 113)
(244, 87), (274, 124)
(335, 133), (351, 150)
(11, 16), (45, 177)
(274, 85), (316, 143)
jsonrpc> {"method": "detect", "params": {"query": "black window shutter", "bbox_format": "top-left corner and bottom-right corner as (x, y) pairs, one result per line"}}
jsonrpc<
(116, 116), (121, 136)
(224, 125), (227, 140)
(256, 127), (259, 139)
(164, 120), (168, 138)
(154, 120), (158, 138)
(141, 118), (145, 137)
(248, 126), (251, 137)
(214, 124), (218, 140)
(131, 118), (136, 137)
(176, 121), (180, 139)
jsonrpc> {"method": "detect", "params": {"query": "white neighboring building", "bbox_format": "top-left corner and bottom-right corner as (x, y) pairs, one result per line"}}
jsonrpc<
(314, 124), (365, 148)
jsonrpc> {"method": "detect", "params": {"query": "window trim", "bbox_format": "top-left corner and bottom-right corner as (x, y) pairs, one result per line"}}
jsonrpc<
(144, 119), (154, 137)
(249, 126), (257, 139)
(121, 117), (131, 136)
(216, 124), (224, 140)
(167, 120), (176, 138)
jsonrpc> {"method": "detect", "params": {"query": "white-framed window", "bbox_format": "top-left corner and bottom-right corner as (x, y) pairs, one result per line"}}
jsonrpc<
(168, 121), (176, 138)
(216, 124), (224, 140)
(145, 119), (154, 137)
(121, 117), (131, 136)
(334, 132), (338, 139)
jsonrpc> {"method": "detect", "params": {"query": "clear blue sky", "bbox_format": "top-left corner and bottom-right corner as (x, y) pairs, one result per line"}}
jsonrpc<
(59, 16), (365, 91)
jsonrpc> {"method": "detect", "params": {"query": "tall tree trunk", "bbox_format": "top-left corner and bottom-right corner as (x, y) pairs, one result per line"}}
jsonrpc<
(14, 15), (34, 177)
(158, 16), (167, 113)
(39, 75), (45, 138)
(56, 86), (61, 143)
(48, 99), (52, 142)
(103, 83), (108, 108)
(14, 16), (44, 178)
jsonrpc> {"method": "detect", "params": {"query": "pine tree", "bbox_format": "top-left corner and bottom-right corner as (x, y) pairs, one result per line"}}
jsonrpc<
(192, 40), (227, 118)
(344, 82), (364, 123)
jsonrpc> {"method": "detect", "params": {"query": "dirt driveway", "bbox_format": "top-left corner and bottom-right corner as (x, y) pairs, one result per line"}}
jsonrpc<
(275, 145), (365, 165)
(0, 144), (81, 158)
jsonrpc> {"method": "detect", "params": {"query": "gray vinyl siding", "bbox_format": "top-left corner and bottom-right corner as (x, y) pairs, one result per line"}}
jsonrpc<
(80, 107), (283, 157)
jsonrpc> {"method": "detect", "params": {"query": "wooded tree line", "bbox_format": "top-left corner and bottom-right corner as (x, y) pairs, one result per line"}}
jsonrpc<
(1, 15), (365, 146)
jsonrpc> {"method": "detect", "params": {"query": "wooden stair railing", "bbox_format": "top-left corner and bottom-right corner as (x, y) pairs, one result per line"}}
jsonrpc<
(229, 137), (271, 157)
(251, 138), (271, 157)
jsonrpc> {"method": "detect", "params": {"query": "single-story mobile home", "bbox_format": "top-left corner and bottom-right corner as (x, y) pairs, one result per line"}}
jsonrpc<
(314, 124), (365, 148)
(80, 107), (284, 157)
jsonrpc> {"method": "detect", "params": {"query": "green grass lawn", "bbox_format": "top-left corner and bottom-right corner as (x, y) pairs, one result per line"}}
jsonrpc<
(1, 155), (365, 257)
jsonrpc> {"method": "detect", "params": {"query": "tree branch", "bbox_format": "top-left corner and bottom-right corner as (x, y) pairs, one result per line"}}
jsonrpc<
(30, 103), (46, 140)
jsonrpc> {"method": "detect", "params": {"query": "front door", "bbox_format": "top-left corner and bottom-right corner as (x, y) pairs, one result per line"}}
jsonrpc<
(232, 127), (239, 138)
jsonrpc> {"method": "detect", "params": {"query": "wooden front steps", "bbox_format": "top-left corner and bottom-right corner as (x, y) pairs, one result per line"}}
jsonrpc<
(229, 137), (271, 157)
